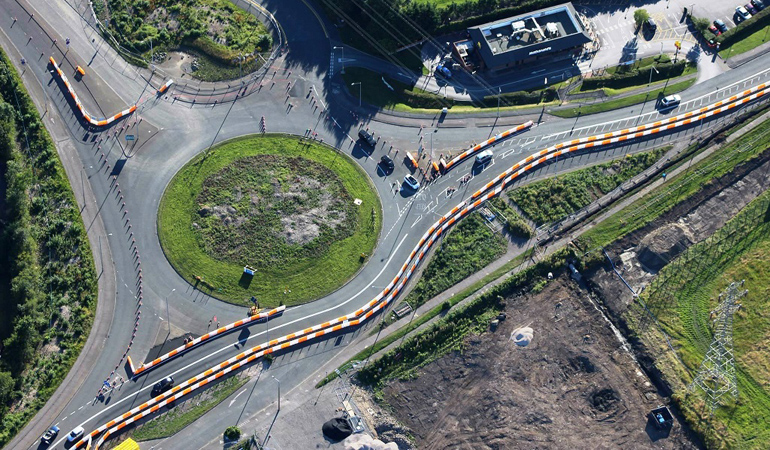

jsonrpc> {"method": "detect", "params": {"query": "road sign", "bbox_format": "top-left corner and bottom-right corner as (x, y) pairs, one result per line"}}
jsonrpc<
(125, 134), (135, 141)
(675, 41), (681, 50)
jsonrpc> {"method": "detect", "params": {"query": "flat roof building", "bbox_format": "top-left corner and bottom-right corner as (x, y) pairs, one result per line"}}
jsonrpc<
(464, 2), (590, 72)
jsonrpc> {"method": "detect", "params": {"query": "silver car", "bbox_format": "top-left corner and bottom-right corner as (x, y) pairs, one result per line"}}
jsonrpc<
(403, 175), (420, 190)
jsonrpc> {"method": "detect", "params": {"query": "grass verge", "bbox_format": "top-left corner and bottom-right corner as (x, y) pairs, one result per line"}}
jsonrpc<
(157, 135), (382, 306)
(508, 147), (668, 226)
(133, 375), (248, 441)
(551, 78), (696, 118)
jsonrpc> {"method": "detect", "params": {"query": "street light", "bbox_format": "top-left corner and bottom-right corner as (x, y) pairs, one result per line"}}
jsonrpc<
(272, 375), (281, 411)
(497, 86), (501, 118)
(648, 64), (659, 86)
(333, 46), (345, 74)
(165, 288), (175, 332)
(351, 82), (362, 107)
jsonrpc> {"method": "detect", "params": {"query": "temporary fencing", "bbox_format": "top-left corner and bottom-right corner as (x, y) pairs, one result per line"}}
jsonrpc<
(49, 57), (137, 127)
(78, 78), (770, 450)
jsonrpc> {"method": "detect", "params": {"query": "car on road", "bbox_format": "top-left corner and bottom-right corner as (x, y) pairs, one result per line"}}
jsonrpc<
(751, 0), (765, 11)
(714, 19), (728, 33)
(746, 3), (758, 14)
(41, 425), (59, 445)
(475, 149), (493, 165)
(736, 5), (752, 21)
(645, 17), (657, 32)
(435, 64), (452, 79)
(403, 174), (420, 191)
(658, 94), (681, 109)
(358, 129), (376, 147)
(379, 155), (394, 173)
(708, 24), (721, 36)
(66, 426), (84, 443)
(152, 376), (174, 396)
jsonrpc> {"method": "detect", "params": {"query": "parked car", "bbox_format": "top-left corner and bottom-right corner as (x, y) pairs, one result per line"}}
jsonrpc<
(435, 64), (452, 78)
(746, 3), (758, 14)
(707, 38), (718, 48)
(379, 155), (394, 173)
(152, 376), (174, 396)
(751, 0), (765, 11)
(708, 24), (721, 36)
(475, 149), (493, 165)
(736, 5), (752, 21)
(41, 425), (59, 445)
(357, 129), (376, 147)
(66, 426), (84, 443)
(659, 94), (682, 109)
(645, 17), (657, 32)
(403, 174), (420, 191)
(714, 19), (728, 33)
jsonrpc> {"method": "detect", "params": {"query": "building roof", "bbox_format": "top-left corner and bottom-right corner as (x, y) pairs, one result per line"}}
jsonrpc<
(468, 2), (591, 69)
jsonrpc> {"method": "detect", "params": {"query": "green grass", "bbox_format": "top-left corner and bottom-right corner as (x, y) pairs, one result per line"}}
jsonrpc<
(400, 213), (506, 312)
(632, 191), (770, 449)
(719, 23), (770, 59)
(551, 78), (696, 118)
(133, 375), (248, 441)
(488, 197), (532, 238)
(577, 116), (770, 250)
(508, 147), (668, 226)
(604, 54), (672, 76)
(158, 135), (382, 306)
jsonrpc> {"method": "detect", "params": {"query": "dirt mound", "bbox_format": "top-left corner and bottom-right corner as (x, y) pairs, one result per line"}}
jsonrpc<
(511, 326), (534, 346)
(589, 387), (620, 412)
(636, 223), (694, 273)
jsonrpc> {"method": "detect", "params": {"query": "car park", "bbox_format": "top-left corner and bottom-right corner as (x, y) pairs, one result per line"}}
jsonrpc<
(475, 149), (493, 165)
(659, 94), (681, 109)
(746, 3), (757, 14)
(66, 426), (84, 443)
(152, 376), (174, 396)
(435, 64), (452, 78)
(736, 5), (752, 21)
(708, 24), (721, 35)
(357, 129), (376, 147)
(403, 174), (420, 191)
(379, 155), (394, 173)
(41, 425), (59, 445)
(751, 0), (765, 10)
(714, 19), (728, 33)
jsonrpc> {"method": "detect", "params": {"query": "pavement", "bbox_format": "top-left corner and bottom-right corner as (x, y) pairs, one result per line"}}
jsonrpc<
(1, 0), (770, 449)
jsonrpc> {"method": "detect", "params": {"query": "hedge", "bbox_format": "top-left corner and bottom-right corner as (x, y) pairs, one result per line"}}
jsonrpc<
(582, 61), (687, 91)
(717, 7), (770, 47)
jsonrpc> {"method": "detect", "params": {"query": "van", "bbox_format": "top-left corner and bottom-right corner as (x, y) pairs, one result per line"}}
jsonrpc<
(475, 149), (493, 164)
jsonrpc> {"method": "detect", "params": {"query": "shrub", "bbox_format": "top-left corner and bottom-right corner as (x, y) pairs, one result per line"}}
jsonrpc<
(224, 426), (241, 441)
(581, 61), (688, 91)
(634, 9), (650, 28)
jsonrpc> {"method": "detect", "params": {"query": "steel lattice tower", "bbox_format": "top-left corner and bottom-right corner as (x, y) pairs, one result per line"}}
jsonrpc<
(689, 281), (746, 412)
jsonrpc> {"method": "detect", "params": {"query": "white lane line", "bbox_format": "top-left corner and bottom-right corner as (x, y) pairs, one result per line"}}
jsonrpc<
(65, 233), (412, 434)
(410, 215), (423, 228)
(228, 387), (249, 408)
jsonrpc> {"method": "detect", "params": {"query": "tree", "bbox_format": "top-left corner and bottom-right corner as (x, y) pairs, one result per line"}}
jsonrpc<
(0, 371), (14, 405)
(692, 17), (712, 34)
(634, 9), (650, 28)
(224, 426), (241, 441)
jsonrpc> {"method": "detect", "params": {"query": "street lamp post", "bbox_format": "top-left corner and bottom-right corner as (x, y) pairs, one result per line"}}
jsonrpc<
(333, 46), (345, 74)
(497, 86), (501, 118)
(165, 288), (175, 332)
(351, 82), (361, 107)
(648, 64), (659, 86)
(273, 376), (281, 411)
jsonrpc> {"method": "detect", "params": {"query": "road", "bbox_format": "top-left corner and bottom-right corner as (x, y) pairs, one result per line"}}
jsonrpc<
(0, 0), (769, 448)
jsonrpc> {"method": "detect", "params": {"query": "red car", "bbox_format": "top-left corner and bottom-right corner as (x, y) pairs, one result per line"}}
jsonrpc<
(708, 24), (721, 36)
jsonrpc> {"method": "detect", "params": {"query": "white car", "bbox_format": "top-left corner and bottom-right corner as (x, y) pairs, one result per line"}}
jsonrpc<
(403, 175), (420, 191)
(475, 149), (493, 165)
(66, 426), (84, 443)
(736, 5), (752, 20)
(659, 94), (681, 108)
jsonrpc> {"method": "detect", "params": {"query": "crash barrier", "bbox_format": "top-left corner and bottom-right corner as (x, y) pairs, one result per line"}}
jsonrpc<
(78, 82), (770, 450)
(405, 151), (418, 168)
(128, 306), (286, 377)
(49, 57), (137, 127)
(157, 79), (174, 95)
(442, 120), (534, 173)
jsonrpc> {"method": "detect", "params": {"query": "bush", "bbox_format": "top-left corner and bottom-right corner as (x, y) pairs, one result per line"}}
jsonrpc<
(634, 9), (650, 28)
(581, 61), (688, 91)
(224, 426), (241, 441)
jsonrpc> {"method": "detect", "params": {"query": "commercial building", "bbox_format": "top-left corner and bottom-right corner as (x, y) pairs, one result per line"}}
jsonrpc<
(454, 2), (591, 72)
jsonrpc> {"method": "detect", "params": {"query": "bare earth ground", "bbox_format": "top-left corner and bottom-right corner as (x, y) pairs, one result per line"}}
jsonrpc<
(381, 274), (698, 450)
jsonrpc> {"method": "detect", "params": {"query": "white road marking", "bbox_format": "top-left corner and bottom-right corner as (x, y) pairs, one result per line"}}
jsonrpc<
(229, 387), (249, 407)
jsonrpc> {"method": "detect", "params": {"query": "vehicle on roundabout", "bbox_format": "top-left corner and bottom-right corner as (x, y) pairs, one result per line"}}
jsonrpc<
(658, 94), (681, 109)
(403, 174), (420, 191)
(41, 425), (59, 445)
(475, 149), (494, 165)
(379, 155), (395, 173)
(66, 426), (84, 443)
(151, 376), (174, 397)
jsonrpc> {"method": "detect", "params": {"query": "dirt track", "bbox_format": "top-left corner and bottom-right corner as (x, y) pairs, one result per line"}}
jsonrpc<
(382, 275), (697, 449)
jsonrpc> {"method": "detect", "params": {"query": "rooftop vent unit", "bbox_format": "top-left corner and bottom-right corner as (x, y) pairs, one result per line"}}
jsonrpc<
(545, 22), (560, 38)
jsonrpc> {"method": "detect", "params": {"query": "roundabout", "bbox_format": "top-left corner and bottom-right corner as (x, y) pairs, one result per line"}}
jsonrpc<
(158, 134), (382, 306)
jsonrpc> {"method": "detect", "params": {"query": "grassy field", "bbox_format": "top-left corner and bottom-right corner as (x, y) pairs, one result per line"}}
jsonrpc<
(134, 375), (248, 441)
(577, 114), (770, 250)
(719, 23), (770, 59)
(400, 213), (507, 312)
(551, 78), (696, 118)
(508, 147), (667, 226)
(158, 135), (382, 306)
(488, 197), (532, 238)
(632, 191), (770, 448)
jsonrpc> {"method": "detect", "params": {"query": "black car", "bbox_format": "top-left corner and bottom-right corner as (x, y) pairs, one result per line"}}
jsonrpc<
(152, 376), (174, 396)
(752, 0), (765, 10)
(379, 155), (394, 173)
(645, 17), (657, 31)
(358, 129), (376, 147)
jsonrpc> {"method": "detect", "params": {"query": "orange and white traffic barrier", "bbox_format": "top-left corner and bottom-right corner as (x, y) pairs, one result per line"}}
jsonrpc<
(49, 56), (137, 127)
(128, 305), (286, 377)
(157, 79), (173, 95)
(79, 84), (770, 449)
(405, 151), (418, 168)
(442, 120), (533, 173)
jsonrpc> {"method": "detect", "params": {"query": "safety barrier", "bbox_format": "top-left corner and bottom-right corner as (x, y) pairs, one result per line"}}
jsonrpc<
(128, 306), (286, 377)
(78, 81), (770, 450)
(405, 151), (418, 168)
(157, 79), (174, 95)
(442, 120), (534, 172)
(48, 57), (137, 127)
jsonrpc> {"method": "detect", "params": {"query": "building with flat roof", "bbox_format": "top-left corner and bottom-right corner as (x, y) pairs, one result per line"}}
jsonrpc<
(461, 2), (590, 72)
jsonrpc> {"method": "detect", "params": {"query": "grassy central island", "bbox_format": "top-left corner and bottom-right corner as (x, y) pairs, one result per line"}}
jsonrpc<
(158, 135), (382, 306)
